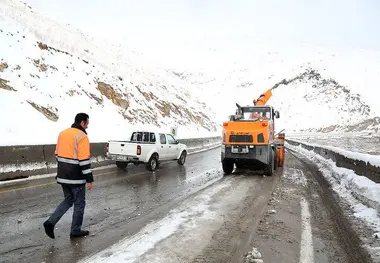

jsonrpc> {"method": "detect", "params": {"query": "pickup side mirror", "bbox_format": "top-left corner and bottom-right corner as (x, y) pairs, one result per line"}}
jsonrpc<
(175, 140), (179, 144)
(275, 110), (280, 118)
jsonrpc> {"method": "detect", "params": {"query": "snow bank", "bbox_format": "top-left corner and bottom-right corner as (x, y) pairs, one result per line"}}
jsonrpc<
(287, 142), (380, 242)
(0, 162), (46, 174)
(289, 138), (380, 168)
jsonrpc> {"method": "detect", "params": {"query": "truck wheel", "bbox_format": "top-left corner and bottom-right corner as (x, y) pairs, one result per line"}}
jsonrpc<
(116, 161), (128, 170)
(264, 150), (275, 176)
(222, 159), (234, 175)
(274, 149), (278, 170)
(177, 150), (187, 165)
(235, 161), (244, 169)
(146, 154), (158, 171)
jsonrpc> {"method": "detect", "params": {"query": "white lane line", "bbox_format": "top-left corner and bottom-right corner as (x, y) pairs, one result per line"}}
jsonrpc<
(300, 197), (314, 263)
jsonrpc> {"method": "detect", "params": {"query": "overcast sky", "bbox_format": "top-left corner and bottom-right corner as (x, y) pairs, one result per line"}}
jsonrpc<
(24, 0), (380, 54)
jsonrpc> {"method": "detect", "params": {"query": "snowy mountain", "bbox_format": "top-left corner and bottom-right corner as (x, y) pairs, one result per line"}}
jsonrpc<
(312, 117), (380, 134)
(0, 0), (218, 146)
(1, 1), (379, 147)
(172, 46), (380, 134)
(269, 68), (373, 133)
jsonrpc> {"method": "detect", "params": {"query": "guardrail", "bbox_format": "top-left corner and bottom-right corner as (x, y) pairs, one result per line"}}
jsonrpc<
(0, 136), (221, 181)
(286, 139), (380, 183)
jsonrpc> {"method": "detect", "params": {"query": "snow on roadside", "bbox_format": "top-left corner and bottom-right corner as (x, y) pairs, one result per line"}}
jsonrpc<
(0, 164), (117, 187)
(288, 139), (380, 168)
(0, 162), (46, 174)
(187, 141), (221, 155)
(0, 154), (109, 174)
(244, 247), (264, 263)
(287, 142), (380, 254)
(78, 176), (234, 263)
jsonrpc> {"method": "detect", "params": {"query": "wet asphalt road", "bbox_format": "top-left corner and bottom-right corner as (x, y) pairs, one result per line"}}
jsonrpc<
(0, 147), (224, 263)
(0, 146), (375, 263)
(249, 148), (374, 263)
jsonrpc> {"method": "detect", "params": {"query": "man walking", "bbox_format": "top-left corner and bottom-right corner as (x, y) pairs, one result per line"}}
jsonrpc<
(43, 113), (94, 239)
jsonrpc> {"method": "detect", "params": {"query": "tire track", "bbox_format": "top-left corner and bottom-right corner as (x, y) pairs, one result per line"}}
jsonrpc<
(192, 174), (279, 263)
(287, 148), (373, 263)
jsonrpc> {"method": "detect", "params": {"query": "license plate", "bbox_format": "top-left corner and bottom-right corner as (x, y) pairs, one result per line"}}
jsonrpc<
(116, 155), (127, 161)
(231, 146), (248, 153)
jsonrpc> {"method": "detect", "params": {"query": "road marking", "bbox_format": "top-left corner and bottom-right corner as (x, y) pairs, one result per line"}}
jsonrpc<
(300, 197), (314, 263)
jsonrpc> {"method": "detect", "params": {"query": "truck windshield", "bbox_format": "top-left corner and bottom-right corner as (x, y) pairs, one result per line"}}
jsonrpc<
(241, 107), (271, 121)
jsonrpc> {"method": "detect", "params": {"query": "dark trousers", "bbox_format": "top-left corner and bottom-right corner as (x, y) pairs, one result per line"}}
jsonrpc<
(48, 184), (86, 233)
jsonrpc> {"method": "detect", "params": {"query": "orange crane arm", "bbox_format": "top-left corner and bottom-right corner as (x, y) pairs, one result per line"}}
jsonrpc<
(248, 89), (273, 119)
(254, 89), (272, 106)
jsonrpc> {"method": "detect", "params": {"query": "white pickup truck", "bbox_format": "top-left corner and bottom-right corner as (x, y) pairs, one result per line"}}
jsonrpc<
(105, 130), (188, 171)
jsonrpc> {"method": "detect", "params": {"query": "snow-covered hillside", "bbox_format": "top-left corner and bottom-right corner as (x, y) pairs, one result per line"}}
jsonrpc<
(269, 68), (373, 132)
(0, 0), (218, 146)
(173, 45), (380, 134)
(1, 1), (379, 147)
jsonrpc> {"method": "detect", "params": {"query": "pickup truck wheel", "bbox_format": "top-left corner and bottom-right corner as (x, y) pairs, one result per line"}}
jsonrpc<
(177, 151), (187, 165)
(116, 161), (128, 170)
(146, 154), (158, 171)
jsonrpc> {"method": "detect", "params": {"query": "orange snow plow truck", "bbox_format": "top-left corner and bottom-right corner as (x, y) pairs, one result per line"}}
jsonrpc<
(221, 89), (284, 176)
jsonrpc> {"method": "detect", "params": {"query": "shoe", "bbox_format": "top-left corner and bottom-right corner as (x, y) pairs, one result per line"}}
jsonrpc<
(70, 230), (89, 238)
(43, 220), (55, 239)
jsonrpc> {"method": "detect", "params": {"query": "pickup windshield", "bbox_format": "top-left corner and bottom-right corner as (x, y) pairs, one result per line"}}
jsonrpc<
(130, 132), (156, 143)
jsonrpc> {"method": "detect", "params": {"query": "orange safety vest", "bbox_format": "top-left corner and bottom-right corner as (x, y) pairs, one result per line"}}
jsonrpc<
(55, 125), (93, 185)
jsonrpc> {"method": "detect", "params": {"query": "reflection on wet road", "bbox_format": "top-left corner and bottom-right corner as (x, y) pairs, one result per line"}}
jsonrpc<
(0, 147), (223, 263)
